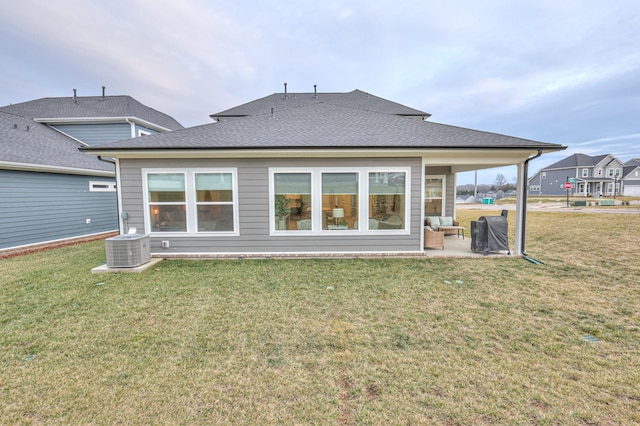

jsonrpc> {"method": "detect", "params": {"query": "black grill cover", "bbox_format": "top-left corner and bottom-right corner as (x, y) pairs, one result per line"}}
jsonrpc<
(471, 214), (509, 255)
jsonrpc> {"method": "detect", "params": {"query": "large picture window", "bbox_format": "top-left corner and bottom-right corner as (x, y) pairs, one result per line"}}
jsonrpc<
(274, 172), (312, 231)
(144, 169), (237, 235)
(269, 167), (410, 234)
(322, 172), (358, 230)
(369, 172), (405, 230)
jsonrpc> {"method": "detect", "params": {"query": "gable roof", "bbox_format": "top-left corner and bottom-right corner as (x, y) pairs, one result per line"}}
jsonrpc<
(0, 95), (183, 131)
(543, 153), (610, 170)
(0, 111), (113, 174)
(212, 89), (431, 119)
(83, 101), (563, 152)
(625, 158), (640, 167)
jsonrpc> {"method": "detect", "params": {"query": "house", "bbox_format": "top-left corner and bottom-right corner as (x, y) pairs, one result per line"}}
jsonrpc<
(0, 90), (183, 252)
(528, 153), (628, 197)
(622, 159), (640, 196)
(82, 88), (565, 257)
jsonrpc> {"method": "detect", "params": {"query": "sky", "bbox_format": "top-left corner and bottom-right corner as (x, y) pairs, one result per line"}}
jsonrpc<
(1, 0), (639, 185)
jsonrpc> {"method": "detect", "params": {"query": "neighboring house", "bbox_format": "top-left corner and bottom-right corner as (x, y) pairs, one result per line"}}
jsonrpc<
(0, 90), (183, 252)
(622, 159), (640, 196)
(528, 153), (628, 197)
(82, 89), (565, 257)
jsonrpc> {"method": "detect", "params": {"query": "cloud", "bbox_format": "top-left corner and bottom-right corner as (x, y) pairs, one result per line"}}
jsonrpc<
(0, 0), (638, 159)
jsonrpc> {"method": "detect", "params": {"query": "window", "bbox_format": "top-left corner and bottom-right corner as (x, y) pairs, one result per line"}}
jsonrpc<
(269, 167), (409, 234)
(597, 168), (603, 176)
(323, 172), (358, 230)
(195, 173), (234, 232)
(608, 168), (614, 177)
(424, 176), (445, 216)
(582, 168), (589, 177)
(370, 172), (406, 230)
(148, 173), (187, 233)
(529, 185), (541, 192)
(615, 168), (621, 177)
(273, 172), (312, 231)
(89, 181), (116, 192)
(542, 172), (546, 179)
(144, 169), (237, 234)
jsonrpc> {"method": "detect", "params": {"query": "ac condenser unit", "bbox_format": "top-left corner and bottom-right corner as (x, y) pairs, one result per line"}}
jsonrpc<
(105, 234), (151, 268)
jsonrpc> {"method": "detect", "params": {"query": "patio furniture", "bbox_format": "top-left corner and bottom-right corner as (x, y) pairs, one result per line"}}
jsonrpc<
(425, 216), (461, 236)
(436, 225), (465, 239)
(424, 227), (445, 250)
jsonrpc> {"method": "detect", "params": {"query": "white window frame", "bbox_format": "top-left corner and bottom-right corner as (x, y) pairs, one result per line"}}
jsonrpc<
(89, 180), (116, 192)
(268, 167), (411, 236)
(541, 172), (546, 179)
(142, 168), (239, 236)
(424, 174), (446, 217)
(582, 168), (589, 177)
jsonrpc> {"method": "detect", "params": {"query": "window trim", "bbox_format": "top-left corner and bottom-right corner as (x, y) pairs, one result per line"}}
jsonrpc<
(268, 167), (411, 236)
(89, 180), (116, 192)
(142, 168), (239, 236)
(582, 168), (589, 177)
(424, 174), (446, 217)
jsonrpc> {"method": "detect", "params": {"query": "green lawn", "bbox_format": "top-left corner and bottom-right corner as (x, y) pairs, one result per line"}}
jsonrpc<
(1, 211), (639, 424)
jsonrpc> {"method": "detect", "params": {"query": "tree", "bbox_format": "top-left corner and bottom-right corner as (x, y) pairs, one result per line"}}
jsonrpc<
(494, 173), (508, 190)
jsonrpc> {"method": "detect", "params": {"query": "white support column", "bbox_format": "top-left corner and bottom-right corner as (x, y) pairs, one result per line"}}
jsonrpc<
(514, 162), (526, 256)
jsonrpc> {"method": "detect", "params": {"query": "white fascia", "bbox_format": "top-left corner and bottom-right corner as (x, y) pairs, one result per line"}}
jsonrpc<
(34, 117), (172, 133)
(0, 160), (115, 177)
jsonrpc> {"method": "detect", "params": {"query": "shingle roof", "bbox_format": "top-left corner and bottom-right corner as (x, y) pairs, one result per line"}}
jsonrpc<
(212, 89), (430, 119)
(543, 153), (608, 170)
(0, 111), (113, 173)
(0, 95), (183, 130)
(84, 101), (563, 152)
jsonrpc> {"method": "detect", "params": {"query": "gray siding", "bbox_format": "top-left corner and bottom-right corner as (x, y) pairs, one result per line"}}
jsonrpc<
(53, 123), (131, 146)
(0, 170), (118, 249)
(119, 157), (423, 255)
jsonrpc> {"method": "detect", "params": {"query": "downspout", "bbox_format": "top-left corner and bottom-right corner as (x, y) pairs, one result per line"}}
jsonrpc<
(520, 149), (543, 256)
(126, 118), (135, 138)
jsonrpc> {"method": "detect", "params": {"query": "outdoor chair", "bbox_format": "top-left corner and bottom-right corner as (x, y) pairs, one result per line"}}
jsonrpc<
(424, 227), (445, 250)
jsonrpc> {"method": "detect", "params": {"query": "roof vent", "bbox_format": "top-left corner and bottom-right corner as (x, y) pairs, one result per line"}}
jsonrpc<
(271, 107), (274, 119)
(102, 85), (106, 100)
(284, 82), (288, 99)
(13, 124), (17, 129)
(314, 84), (317, 99)
(73, 89), (77, 103)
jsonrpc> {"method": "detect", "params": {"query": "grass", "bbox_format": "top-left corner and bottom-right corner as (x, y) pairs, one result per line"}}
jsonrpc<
(1, 211), (639, 424)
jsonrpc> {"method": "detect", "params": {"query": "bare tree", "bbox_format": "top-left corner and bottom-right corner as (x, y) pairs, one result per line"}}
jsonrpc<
(494, 173), (507, 190)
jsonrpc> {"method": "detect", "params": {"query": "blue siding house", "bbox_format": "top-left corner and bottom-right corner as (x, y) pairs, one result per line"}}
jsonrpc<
(0, 90), (183, 253)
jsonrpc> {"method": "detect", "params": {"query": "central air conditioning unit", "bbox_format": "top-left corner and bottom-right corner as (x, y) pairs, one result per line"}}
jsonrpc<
(105, 234), (151, 268)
